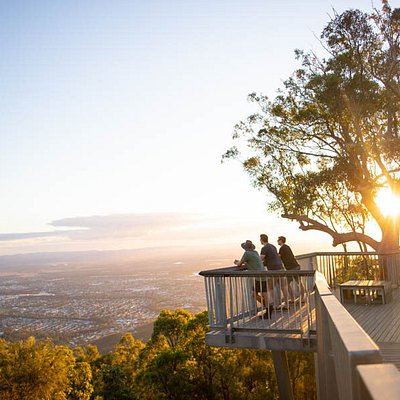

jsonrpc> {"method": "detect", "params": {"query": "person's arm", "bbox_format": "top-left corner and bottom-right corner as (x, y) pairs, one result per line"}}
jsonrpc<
(260, 247), (266, 264)
(234, 254), (247, 269)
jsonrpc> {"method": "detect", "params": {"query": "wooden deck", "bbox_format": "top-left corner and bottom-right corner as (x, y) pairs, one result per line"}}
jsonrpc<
(205, 297), (317, 352)
(342, 288), (400, 370)
(232, 299), (316, 333)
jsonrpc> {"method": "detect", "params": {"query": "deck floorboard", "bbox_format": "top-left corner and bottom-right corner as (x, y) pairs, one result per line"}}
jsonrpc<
(342, 288), (400, 369)
(231, 294), (316, 338)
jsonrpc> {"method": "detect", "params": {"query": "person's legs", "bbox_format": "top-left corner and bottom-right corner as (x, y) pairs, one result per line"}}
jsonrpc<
(267, 278), (275, 306)
(273, 274), (289, 308)
(288, 280), (295, 302)
(292, 273), (306, 302)
(253, 281), (271, 318)
(299, 279), (306, 301)
(280, 277), (289, 306)
(253, 281), (265, 305)
(261, 281), (274, 318)
(287, 276), (296, 302)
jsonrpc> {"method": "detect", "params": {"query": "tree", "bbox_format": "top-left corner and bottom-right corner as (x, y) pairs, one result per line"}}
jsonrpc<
(151, 309), (192, 348)
(224, 1), (400, 252)
(68, 360), (93, 400)
(138, 309), (281, 400)
(93, 334), (144, 400)
(0, 337), (75, 400)
(74, 344), (103, 400)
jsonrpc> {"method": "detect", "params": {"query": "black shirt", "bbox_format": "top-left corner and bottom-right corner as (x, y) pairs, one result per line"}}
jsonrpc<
(261, 243), (283, 270)
(278, 244), (300, 270)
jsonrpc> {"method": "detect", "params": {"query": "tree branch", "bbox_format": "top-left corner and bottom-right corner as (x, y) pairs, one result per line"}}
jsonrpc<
(282, 213), (381, 250)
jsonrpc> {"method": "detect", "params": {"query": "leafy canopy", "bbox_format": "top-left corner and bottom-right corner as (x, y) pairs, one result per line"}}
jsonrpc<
(224, 1), (400, 251)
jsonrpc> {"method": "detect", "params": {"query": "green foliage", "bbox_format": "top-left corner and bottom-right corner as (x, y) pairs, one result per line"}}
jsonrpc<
(68, 361), (94, 400)
(0, 310), (317, 399)
(151, 309), (192, 348)
(224, 2), (400, 251)
(0, 337), (75, 400)
(335, 255), (382, 284)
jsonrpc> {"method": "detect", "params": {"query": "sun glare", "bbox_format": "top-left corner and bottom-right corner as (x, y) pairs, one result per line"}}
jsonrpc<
(375, 188), (400, 217)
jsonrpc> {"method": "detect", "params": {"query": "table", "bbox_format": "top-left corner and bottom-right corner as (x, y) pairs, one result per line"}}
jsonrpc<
(339, 280), (392, 304)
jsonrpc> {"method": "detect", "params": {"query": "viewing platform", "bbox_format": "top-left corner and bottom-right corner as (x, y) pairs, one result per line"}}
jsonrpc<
(199, 267), (316, 352)
(199, 251), (400, 400)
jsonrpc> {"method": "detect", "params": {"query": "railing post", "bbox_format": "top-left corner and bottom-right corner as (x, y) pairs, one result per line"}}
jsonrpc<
(245, 276), (257, 316)
(215, 276), (226, 327)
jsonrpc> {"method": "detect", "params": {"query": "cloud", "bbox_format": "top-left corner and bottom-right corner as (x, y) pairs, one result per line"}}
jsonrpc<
(0, 212), (273, 257)
(0, 231), (73, 241)
(0, 213), (205, 242)
(50, 213), (201, 230)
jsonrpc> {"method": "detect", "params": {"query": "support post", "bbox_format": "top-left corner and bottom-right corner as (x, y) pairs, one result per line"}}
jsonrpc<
(271, 350), (294, 400)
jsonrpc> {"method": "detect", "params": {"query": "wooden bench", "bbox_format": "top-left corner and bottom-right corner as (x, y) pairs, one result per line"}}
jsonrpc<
(339, 280), (392, 304)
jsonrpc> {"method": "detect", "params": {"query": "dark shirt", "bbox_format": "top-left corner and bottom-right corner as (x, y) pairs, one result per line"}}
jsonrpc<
(279, 244), (300, 270)
(260, 243), (283, 270)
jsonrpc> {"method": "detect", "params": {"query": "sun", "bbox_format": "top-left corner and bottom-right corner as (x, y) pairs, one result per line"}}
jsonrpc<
(375, 187), (400, 217)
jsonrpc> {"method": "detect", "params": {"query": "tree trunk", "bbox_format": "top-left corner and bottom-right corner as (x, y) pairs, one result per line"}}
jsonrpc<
(379, 217), (400, 253)
(378, 217), (400, 283)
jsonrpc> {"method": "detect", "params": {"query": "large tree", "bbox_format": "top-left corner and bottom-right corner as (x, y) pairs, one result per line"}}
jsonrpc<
(224, 1), (400, 252)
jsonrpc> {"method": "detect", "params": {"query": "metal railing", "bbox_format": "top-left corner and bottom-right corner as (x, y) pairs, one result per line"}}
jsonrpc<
(199, 253), (400, 400)
(314, 271), (400, 400)
(297, 251), (400, 288)
(199, 266), (316, 341)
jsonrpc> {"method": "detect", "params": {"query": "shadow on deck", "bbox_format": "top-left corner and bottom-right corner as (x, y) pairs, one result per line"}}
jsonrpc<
(341, 288), (400, 370)
(200, 268), (317, 352)
(206, 295), (316, 352)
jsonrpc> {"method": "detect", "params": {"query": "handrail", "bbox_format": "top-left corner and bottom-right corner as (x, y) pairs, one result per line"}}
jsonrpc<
(199, 266), (315, 277)
(357, 364), (400, 400)
(201, 268), (316, 339)
(297, 251), (400, 258)
(315, 272), (384, 400)
(297, 251), (378, 258)
(295, 251), (400, 287)
(199, 255), (400, 400)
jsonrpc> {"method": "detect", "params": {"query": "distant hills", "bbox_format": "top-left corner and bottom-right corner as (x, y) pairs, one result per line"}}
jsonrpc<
(0, 246), (235, 271)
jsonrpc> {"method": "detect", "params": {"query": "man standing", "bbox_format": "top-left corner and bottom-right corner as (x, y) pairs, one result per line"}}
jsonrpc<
(234, 240), (272, 317)
(277, 236), (305, 303)
(260, 234), (289, 309)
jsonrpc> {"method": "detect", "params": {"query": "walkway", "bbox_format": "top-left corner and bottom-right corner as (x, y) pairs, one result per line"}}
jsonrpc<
(343, 288), (400, 369)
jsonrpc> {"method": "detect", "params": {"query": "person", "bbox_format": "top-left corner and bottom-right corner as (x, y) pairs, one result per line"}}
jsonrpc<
(277, 236), (305, 303)
(259, 234), (289, 309)
(234, 240), (273, 318)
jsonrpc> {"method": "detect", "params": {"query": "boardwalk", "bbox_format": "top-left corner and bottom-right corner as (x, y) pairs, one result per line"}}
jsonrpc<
(231, 296), (316, 335)
(343, 288), (400, 370)
(206, 296), (317, 352)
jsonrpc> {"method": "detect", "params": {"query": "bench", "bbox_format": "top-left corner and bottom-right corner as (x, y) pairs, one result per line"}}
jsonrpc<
(339, 280), (392, 304)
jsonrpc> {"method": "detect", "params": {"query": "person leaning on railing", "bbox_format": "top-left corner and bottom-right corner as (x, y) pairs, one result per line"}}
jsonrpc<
(277, 236), (305, 303)
(234, 240), (274, 318)
(260, 234), (289, 309)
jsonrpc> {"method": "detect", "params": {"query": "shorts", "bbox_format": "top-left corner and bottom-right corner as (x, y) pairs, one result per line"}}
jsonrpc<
(266, 265), (284, 271)
(253, 280), (268, 292)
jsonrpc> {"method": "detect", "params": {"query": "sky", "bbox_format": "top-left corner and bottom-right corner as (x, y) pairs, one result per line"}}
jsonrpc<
(1, 0), (396, 257)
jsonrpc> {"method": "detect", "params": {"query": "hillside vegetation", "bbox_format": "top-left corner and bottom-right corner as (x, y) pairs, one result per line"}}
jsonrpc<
(0, 309), (316, 400)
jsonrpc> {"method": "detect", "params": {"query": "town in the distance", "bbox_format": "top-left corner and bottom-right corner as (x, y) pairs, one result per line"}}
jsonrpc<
(0, 248), (225, 352)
